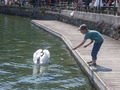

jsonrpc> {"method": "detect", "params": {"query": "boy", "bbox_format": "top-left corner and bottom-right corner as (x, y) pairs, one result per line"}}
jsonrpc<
(73, 24), (104, 66)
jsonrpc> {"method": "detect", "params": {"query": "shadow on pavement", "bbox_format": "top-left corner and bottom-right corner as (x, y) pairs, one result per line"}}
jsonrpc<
(92, 65), (112, 72)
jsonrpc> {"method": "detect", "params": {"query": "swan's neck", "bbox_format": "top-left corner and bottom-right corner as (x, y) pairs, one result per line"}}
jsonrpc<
(37, 57), (40, 64)
(41, 50), (44, 57)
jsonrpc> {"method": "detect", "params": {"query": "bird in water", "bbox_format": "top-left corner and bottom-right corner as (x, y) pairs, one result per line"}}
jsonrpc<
(33, 49), (50, 64)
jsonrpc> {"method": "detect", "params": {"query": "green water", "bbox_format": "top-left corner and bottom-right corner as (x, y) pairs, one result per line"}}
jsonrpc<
(0, 14), (94, 90)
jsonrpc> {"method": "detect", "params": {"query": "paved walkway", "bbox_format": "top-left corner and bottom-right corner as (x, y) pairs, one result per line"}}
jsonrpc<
(32, 20), (120, 90)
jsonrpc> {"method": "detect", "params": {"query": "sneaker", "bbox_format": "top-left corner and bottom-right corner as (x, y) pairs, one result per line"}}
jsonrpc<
(87, 61), (93, 64)
(89, 63), (97, 66)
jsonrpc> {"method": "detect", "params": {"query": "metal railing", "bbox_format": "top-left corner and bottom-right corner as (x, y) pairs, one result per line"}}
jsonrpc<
(0, 1), (119, 16)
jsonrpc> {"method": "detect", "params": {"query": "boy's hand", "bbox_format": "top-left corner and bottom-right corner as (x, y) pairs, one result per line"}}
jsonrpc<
(72, 47), (76, 50)
(83, 45), (87, 48)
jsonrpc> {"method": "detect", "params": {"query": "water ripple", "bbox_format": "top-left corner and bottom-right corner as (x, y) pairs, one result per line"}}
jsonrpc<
(48, 68), (71, 74)
(0, 49), (20, 52)
(61, 82), (85, 88)
(17, 75), (86, 89)
(0, 70), (11, 74)
(0, 62), (32, 69)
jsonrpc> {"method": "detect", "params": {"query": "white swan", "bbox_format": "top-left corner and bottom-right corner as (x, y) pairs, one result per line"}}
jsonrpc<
(33, 49), (50, 64)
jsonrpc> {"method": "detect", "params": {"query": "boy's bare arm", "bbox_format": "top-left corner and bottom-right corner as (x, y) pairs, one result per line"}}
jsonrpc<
(73, 40), (86, 50)
(83, 40), (93, 48)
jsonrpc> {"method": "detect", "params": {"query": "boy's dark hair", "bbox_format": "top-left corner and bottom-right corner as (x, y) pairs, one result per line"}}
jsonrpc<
(79, 24), (88, 30)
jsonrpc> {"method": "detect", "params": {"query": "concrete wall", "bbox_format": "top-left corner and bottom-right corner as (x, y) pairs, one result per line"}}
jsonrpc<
(61, 10), (120, 26)
(59, 10), (120, 40)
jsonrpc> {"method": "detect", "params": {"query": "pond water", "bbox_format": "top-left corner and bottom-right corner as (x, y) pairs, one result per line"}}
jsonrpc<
(0, 14), (95, 90)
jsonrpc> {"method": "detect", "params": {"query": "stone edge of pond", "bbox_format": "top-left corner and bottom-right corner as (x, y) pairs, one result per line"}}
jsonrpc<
(31, 20), (109, 90)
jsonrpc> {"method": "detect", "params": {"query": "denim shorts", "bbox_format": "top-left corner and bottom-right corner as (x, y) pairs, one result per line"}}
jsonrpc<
(91, 41), (103, 60)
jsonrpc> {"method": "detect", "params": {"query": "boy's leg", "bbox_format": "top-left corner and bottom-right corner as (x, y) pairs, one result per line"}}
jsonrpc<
(90, 42), (103, 65)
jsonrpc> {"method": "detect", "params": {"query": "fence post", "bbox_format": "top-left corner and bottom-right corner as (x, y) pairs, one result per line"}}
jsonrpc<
(114, 0), (116, 15)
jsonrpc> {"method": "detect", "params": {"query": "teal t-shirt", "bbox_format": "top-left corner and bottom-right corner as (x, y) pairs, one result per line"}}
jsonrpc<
(84, 30), (104, 43)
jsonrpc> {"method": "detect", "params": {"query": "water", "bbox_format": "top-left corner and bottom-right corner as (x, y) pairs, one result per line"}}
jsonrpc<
(0, 14), (94, 90)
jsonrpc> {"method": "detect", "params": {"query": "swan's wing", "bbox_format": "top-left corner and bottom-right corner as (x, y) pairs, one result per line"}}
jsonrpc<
(43, 49), (50, 58)
(33, 49), (42, 64)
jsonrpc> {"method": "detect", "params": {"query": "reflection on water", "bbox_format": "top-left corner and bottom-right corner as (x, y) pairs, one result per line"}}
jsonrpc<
(33, 64), (47, 76)
(0, 15), (95, 89)
(32, 64), (86, 89)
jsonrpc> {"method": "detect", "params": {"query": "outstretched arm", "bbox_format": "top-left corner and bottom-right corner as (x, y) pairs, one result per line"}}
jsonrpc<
(73, 40), (86, 50)
(83, 40), (93, 48)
